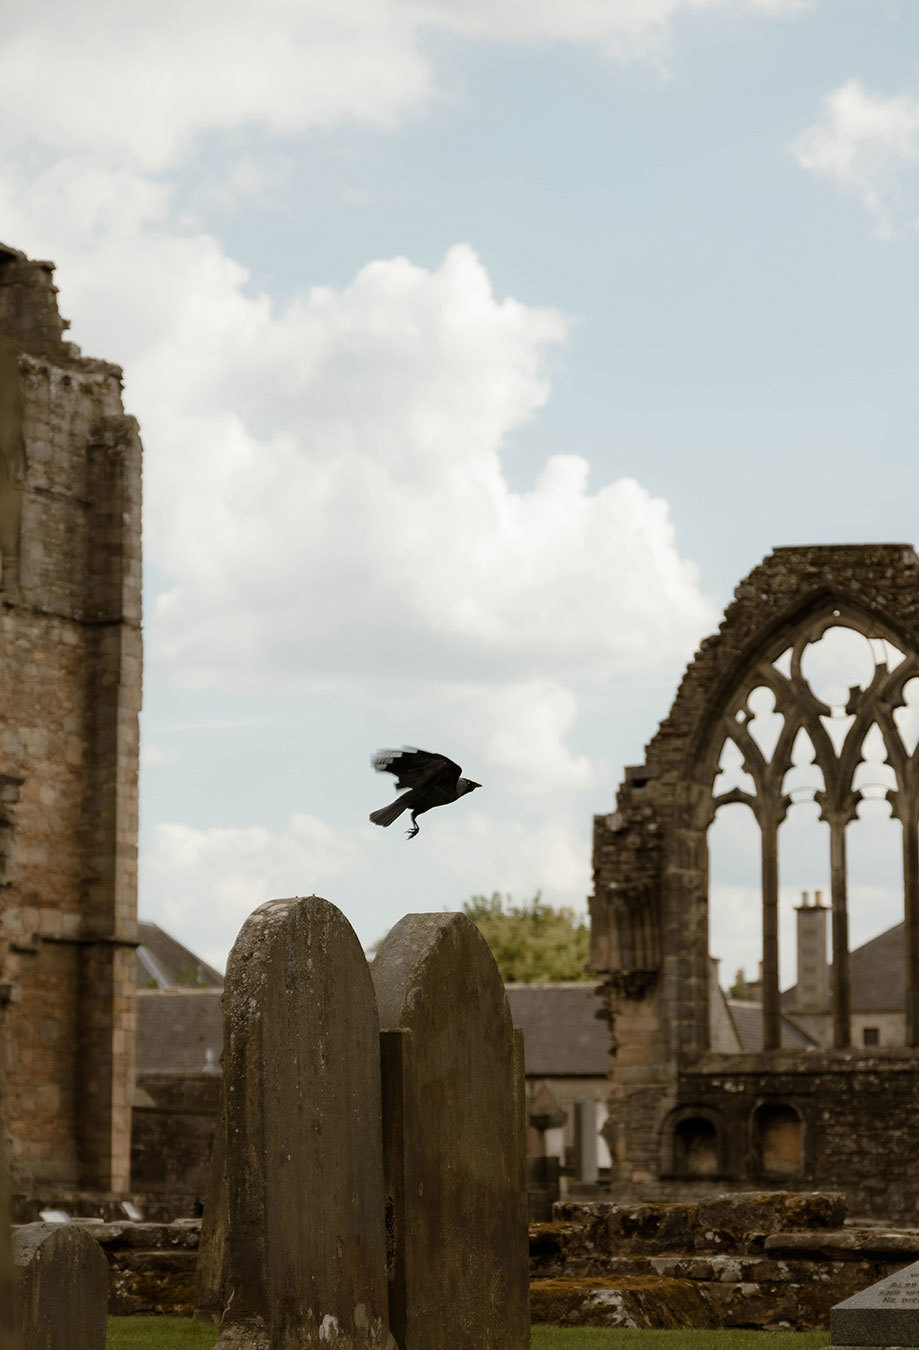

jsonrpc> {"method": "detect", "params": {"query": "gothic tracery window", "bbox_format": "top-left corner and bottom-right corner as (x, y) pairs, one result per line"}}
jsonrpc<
(706, 610), (919, 1050)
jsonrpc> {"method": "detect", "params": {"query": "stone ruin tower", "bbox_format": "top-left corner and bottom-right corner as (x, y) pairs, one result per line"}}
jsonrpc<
(590, 545), (919, 1219)
(0, 244), (142, 1193)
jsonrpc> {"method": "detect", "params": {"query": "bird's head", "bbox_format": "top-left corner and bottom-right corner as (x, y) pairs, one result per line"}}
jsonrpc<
(458, 778), (481, 797)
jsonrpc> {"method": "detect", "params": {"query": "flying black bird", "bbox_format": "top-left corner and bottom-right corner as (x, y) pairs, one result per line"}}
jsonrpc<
(369, 747), (481, 839)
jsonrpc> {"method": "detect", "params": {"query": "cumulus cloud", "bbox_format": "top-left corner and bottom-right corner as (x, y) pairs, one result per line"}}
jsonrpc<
(140, 815), (375, 968)
(0, 0), (808, 171)
(791, 79), (919, 234)
(140, 805), (591, 967)
(104, 241), (712, 690)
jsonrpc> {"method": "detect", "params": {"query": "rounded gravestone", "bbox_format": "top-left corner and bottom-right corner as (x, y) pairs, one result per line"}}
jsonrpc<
(372, 911), (529, 1350)
(13, 1223), (108, 1350)
(217, 896), (394, 1350)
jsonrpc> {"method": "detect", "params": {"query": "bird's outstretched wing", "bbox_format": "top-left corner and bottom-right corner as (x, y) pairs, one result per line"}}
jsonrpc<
(371, 746), (461, 792)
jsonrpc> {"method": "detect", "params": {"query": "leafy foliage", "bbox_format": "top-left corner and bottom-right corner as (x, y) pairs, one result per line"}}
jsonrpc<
(462, 893), (592, 982)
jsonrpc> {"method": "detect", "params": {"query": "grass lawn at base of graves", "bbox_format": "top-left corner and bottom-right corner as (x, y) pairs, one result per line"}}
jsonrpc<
(108, 1319), (831, 1349)
(531, 1331), (830, 1350)
(107, 1318), (220, 1349)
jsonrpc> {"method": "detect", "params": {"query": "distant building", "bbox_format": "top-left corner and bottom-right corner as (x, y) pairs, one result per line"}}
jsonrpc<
(781, 905), (906, 1049)
(505, 982), (610, 1168)
(136, 922), (223, 990)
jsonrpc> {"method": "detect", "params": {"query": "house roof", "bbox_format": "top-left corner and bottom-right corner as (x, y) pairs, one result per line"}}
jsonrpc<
(504, 982), (608, 1077)
(781, 921), (905, 1014)
(136, 989), (223, 1074)
(136, 979), (610, 1078)
(137, 922), (224, 990)
(726, 1000), (817, 1053)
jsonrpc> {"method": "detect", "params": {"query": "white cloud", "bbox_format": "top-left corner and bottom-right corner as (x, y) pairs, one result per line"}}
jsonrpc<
(0, 0), (808, 173)
(95, 240), (713, 691)
(140, 815), (374, 969)
(480, 680), (594, 793)
(791, 79), (919, 234)
(140, 806), (591, 968)
(140, 745), (180, 768)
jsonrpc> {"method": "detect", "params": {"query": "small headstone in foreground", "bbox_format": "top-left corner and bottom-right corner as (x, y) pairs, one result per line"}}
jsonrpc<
(832, 1257), (919, 1346)
(13, 1224), (107, 1350)
(216, 896), (394, 1350)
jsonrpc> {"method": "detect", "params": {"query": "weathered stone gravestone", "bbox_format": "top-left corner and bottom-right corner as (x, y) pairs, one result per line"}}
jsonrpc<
(13, 1224), (107, 1350)
(372, 912), (529, 1350)
(194, 1077), (228, 1323)
(832, 1259), (919, 1346)
(214, 896), (394, 1350)
(0, 1127), (17, 1350)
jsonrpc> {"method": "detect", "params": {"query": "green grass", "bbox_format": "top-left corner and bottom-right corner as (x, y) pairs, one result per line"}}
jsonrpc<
(107, 1318), (219, 1349)
(108, 1320), (831, 1349)
(531, 1333), (829, 1350)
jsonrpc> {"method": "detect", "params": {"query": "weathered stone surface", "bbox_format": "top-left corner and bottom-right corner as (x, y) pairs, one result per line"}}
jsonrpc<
(107, 1249), (197, 1317)
(0, 242), (142, 1194)
(194, 1078), (227, 1323)
(766, 1228), (919, 1260)
(529, 1192), (914, 1332)
(13, 1223), (107, 1350)
(373, 912), (529, 1350)
(831, 1258), (919, 1346)
(0, 1130), (18, 1350)
(216, 896), (393, 1350)
(530, 1275), (712, 1328)
(589, 544), (919, 1221)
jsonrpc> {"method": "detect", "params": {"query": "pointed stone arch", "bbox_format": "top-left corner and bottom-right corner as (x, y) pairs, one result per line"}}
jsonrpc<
(591, 545), (919, 1197)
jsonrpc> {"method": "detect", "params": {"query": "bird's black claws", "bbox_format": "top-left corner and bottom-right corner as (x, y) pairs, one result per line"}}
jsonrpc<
(405, 825), (419, 839)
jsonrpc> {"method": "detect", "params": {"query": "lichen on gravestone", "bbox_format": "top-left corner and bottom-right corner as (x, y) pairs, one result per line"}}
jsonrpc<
(372, 911), (530, 1350)
(13, 1224), (107, 1350)
(212, 895), (394, 1350)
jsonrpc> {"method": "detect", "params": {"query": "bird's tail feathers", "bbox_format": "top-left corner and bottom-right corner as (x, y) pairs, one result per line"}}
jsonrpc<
(369, 792), (412, 828)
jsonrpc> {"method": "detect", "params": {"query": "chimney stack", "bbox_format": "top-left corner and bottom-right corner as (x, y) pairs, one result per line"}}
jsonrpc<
(795, 887), (829, 1012)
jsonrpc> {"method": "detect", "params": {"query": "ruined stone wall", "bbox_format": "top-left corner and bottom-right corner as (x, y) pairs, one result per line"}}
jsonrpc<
(590, 545), (919, 1214)
(0, 243), (142, 1190)
(131, 1074), (220, 1203)
(672, 1050), (919, 1221)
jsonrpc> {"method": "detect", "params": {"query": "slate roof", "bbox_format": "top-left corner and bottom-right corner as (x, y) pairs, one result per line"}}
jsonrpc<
(726, 1000), (817, 1053)
(136, 922), (224, 990)
(781, 922), (905, 1013)
(504, 982), (608, 1077)
(136, 989), (224, 1074)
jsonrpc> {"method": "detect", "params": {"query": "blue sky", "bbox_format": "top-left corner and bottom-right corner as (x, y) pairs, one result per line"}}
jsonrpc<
(3, 0), (918, 982)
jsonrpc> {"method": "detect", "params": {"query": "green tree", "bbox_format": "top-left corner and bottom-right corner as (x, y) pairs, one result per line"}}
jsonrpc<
(461, 893), (592, 982)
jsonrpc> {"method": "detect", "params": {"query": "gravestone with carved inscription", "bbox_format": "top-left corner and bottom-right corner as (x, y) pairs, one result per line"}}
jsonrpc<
(832, 1258), (919, 1346)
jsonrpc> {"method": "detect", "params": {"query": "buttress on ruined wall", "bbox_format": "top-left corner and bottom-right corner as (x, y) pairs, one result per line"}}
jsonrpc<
(591, 545), (919, 1220)
(0, 243), (142, 1192)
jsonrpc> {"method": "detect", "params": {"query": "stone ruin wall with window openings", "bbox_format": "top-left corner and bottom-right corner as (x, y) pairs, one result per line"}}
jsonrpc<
(590, 544), (919, 1221)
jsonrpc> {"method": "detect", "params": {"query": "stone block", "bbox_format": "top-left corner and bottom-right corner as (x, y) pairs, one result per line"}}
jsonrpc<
(373, 912), (529, 1350)
(530, 1275), (713, 1328)
(13, 1223), (107, 1350)
(214, 896), (394, 1350)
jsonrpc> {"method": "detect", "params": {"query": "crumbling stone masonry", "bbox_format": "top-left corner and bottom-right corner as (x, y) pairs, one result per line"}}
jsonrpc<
(590, 545), (919, 1219)
(0, 243), (142, 1191)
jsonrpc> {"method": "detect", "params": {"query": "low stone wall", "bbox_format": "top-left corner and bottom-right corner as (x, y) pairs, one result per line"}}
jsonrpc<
(530, 1192), (919, 1330)
(55, 1220), (200, 1316)
(17, 1189), (919, 1326)
(131, 1073), (220, 1201)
